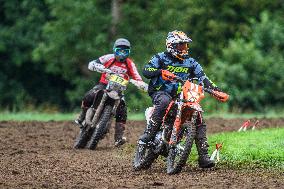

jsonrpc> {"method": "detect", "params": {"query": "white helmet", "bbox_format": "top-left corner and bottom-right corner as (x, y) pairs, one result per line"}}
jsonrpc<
(166, 30), (192, 60)
(113, 38), (131, 49)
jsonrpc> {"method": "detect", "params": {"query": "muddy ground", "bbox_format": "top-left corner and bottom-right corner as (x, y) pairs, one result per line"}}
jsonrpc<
(0, 118), (283, 188)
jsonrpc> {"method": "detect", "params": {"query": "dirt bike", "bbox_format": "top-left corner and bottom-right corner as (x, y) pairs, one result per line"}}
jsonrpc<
(133, 77), (229, 174)
(74, 67), (147, 150)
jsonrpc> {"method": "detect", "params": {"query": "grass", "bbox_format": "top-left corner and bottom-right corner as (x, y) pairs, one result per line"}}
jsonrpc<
(129, 111), (284, 120)
(0, 111), (146, 121)
(0, 112), (75, 121)
(188, 127), (284, 170)
(204, 111), (284, 119)
(0, 111), (283, 121)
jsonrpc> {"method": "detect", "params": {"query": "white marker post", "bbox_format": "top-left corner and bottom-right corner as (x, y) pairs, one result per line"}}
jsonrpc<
(210, 143), (223, 162)
(238, 120), (251, 132)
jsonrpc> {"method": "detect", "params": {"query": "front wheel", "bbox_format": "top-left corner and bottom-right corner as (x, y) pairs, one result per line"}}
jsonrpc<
(133, 142), (159, 171)
(74, 125), (94, 149)
(167, 122), (196, 174)
(87, 105), (113, 150)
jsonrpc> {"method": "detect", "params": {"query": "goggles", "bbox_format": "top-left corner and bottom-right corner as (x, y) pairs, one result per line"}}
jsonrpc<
(114, 47), (130, 57)
(174, 42), (189, 52)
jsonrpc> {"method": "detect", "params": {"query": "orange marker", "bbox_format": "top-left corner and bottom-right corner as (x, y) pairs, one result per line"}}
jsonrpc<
(238, 119), (251, 132)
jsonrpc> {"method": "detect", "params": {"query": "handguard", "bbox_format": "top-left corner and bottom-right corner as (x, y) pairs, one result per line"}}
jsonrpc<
(210, 90), (229, 102)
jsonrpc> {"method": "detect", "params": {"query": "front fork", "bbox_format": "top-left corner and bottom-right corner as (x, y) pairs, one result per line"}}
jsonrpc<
(169, 102), (183, 145)
(91, 92), (120, 128)
(91, 93), (107, 127)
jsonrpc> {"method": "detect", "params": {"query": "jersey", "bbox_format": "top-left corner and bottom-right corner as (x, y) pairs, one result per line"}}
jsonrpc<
(143, 52), (215, 96)
(89, 54), (142, 84)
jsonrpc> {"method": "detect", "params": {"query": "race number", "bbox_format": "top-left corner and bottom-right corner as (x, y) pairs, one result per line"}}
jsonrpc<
(109, 75), (129, 86)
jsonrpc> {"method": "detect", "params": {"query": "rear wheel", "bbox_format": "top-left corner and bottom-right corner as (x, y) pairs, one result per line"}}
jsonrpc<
(87, 105), (113, 150)
(167, 122), (196, 174)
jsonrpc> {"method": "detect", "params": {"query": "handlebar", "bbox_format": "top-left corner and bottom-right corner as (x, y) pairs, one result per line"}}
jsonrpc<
(173, 76), (229, 102)
(94, 64), (148, 92)
(173, 76), (199, 84)
(173, 76), (215, 95)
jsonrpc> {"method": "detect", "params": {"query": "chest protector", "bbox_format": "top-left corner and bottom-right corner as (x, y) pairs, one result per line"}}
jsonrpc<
(99, 58), (132, 84)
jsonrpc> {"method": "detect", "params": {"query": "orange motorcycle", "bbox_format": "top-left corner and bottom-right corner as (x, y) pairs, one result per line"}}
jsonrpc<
(133, 77), (229, 174)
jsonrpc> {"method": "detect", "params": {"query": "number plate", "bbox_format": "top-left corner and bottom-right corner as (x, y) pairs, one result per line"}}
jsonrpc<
(109, 75), (129, 86)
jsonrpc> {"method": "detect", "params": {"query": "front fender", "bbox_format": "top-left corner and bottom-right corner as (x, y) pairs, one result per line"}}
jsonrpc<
(107, 91), (120, 100)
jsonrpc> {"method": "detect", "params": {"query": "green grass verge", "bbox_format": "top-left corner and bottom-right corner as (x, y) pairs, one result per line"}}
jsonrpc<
(127, 111), (284, 120)
(205, 111), (284, 119)
(187, 127), (284, 170)
(124, 111), (284, 120)
(0, 112), (75, 121)
(0, 112), (146, 121)
(0, 111), (283, 121)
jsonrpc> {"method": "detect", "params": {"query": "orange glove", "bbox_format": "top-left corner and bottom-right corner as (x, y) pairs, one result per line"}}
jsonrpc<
(161, 70), (176, 81)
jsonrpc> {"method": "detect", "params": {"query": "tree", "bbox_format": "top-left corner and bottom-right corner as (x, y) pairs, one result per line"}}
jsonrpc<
(211, 12), (284, 111)
(0, 0), (67, 111)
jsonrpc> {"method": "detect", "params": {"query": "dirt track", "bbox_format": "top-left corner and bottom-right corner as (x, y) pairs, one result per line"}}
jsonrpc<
(0, 118), (283, 188)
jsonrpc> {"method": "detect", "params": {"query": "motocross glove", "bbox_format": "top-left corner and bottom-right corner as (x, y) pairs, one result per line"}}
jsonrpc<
(161, 70), (176, 81)
(130, 80), (148, 92)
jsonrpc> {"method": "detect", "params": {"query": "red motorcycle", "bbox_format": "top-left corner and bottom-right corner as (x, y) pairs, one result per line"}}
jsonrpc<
(133, 77), (229, 174)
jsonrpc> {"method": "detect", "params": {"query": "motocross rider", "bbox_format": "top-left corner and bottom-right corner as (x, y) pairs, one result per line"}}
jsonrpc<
(139, 30), (225, 168)
(75, 38), (146, 147)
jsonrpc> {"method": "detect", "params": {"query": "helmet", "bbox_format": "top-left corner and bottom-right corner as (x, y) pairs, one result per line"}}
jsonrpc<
(113, 38), (131, 62)
(166, 30), (192, 60)
(113, 38), (131, 49)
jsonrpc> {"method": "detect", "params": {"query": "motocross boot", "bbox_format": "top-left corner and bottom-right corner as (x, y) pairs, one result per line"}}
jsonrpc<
(74, 106), (88, 127)
(139, 119), (160, 144)
(114, 122), (126, 147)
(195, 124), (215, 168)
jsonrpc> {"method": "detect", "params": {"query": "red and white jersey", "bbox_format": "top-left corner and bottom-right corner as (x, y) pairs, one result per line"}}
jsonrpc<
(90, 54), (142, 84)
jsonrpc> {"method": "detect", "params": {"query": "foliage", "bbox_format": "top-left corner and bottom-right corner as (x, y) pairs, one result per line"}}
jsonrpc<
(0, 0), (68, 110)
(0, 0), (283, 112)
(211, 12), (284, 111)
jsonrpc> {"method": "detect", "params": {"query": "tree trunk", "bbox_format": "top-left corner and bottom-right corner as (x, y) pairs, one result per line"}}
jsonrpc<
(111, 0), (122, 38)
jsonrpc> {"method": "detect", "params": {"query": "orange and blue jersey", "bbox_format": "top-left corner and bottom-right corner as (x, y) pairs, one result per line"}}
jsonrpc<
(143, 52), (215, 96)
